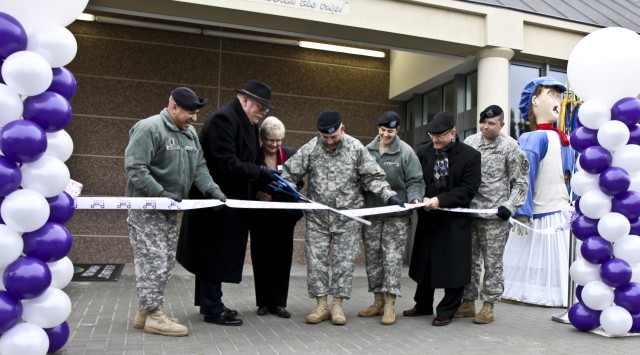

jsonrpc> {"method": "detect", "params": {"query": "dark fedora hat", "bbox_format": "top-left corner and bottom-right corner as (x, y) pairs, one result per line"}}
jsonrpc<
(234, 80), (275, 110)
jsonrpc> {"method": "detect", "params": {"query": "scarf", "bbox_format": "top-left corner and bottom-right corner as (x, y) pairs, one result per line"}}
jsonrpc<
(433, 141), (455, 190)
(536, 123), (570, 146)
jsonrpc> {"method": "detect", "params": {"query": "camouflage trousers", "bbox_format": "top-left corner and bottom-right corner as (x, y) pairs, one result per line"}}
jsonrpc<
(463, 218), (510, 303)
(305, 227), (361, 299)
(362, 215), (409, 296)
(127, 209), (178, 310)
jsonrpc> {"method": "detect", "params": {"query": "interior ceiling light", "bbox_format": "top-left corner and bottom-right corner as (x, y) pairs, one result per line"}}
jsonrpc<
(75, 14), (385, 58)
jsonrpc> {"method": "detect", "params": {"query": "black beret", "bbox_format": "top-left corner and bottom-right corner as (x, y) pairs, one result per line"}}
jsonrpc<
(377, 111), (400, 128)
(479, 105), (504, 123)
(317, 109), (343, 134)
(171, 87), (207, 111)
(427, 112), (455, 134)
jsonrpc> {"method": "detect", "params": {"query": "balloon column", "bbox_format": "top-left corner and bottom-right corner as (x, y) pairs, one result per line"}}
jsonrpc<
(567, 27), (640, 336)
(0, 1), (87, 353)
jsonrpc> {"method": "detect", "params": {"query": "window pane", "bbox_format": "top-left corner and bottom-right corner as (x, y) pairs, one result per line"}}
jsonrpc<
(424, 89), (442, 126)
(509, 64), (541, 138)
(443, 82), (455, 113)
(466, 72), (477, 110)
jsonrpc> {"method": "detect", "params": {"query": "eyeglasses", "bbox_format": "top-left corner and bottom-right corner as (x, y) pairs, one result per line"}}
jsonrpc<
(428, 129), (453, 139)
(249, 97), (270, 112)
(263, 138), (283, 145)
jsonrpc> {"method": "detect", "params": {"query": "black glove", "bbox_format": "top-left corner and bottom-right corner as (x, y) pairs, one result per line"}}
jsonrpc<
(259, 166), (279, 183)
(160, 191), (181, 202)
(387, 196), (406, 208)
(205, 188), (227, 202)
(496, 206), (511, 220)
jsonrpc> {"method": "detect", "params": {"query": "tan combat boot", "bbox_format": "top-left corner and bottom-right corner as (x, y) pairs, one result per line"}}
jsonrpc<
(133, 306), (180, 329)
(381, 294), (396, 325)
(331, 296), (347, 325)
(144, 306), (188, 336)
(454, 299), (476, 318)
(473, 302), (494, 324)
(358, 292), (385, 317)
(305, 295), (331, 324)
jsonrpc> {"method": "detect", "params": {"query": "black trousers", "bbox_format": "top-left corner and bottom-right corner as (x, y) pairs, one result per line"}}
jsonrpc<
(194, 275), (224, 315)
(413, 257), (465, 319)
(249, 209), (299, 309)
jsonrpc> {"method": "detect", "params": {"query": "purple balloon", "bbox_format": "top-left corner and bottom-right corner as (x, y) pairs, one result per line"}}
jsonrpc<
(630, 217), (640, 236)
(576, 285), (584, 302)
(22, 222), (73, 263)
(631, 311), (640, 333)
(579, 145), (612, 174)
(614, 282), (640, 313)
(0, 12), (27, 60)
(45, 321), (70, 353)
(611, 97), (640, 128)
(47, 191), (76, 224)
(581, 235), (613, 264)
(0, 120), (47, 164)
(572, 214), (599, 241)
(48, 67), (77, 100)
(600, 258), (632, 288)
(3, 256), (52, 300)
(569, 302), (601, 331)
(570, 126), (599, 153)
(574, 197), (582, 215)
(612, 191), (640, 221)
(0, 155), (21, 196)
(599, 167), (631, 196)
(0, 290), (22, 333)
(23, 91), (73, 132)
(629, 125), (640, 146)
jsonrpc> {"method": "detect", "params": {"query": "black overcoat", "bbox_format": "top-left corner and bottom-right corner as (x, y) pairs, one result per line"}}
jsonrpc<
(177, 99), (262, 283)
(408, 137), (481, 288)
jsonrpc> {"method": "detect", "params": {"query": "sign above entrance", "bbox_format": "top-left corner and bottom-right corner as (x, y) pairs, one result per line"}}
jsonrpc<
(248, 0), (350, 15)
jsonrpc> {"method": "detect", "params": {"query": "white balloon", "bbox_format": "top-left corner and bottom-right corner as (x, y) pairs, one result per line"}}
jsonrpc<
(0, 266), (5, 290)
(0, 322), (49, 355)
(20, 155), (70, 198)
(27, 25), (78, 68)
(48, 256), (74, 289)
(0, 189), (50, 232)
(597, 120), (630, 152)
(597, 212), (631, 243)
(613, 235), (640, 264)
(0, 84), (23, 128)
(570, 169), (600, 196)
(0, 0), (89, 32)
(0, 224), (23, 268)
(629, 172), (640, 193)
(577, 100), (611, 130)
(570, 258), (602, 285)
(579, 189), (612, 219)
(567, 27), (640, 108)
(600, 305), (633, 336)
(1, 51), (53, 96)
(631, 262), (640, 283)
(582, 280), (614, 310)
(21, 287), (72, 328)
(45, 130), (74, 162)
(612, 144), (640, 173)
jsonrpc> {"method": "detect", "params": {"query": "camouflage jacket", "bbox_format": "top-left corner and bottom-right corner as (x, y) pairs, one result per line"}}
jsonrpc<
(463, 133), (529, 218)
(282, 133), (396, 232)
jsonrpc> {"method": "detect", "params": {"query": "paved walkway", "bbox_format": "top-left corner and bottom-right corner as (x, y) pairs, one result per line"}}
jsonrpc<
(57, 265), (637, 354)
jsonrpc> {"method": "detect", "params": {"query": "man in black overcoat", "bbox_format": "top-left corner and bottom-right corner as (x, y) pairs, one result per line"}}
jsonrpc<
(403, 112), (481, 326)
(177, 80), (279, 326)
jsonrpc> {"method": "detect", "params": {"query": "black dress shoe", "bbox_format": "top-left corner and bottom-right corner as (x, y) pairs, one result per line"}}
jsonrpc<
(223, 305), (238, 317)
(432, 315), (451, 326)
(257, 306), (269, 316)
(204, 311), (243, 326)
(402, 307), (434, 317)
(271, 306), (291, 318)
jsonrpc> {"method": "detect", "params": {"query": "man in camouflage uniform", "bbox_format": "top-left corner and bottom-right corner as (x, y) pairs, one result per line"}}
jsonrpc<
(125, 87), (226, 336)
(282, 109), (403, 326)
(456, 105), (529, 324)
